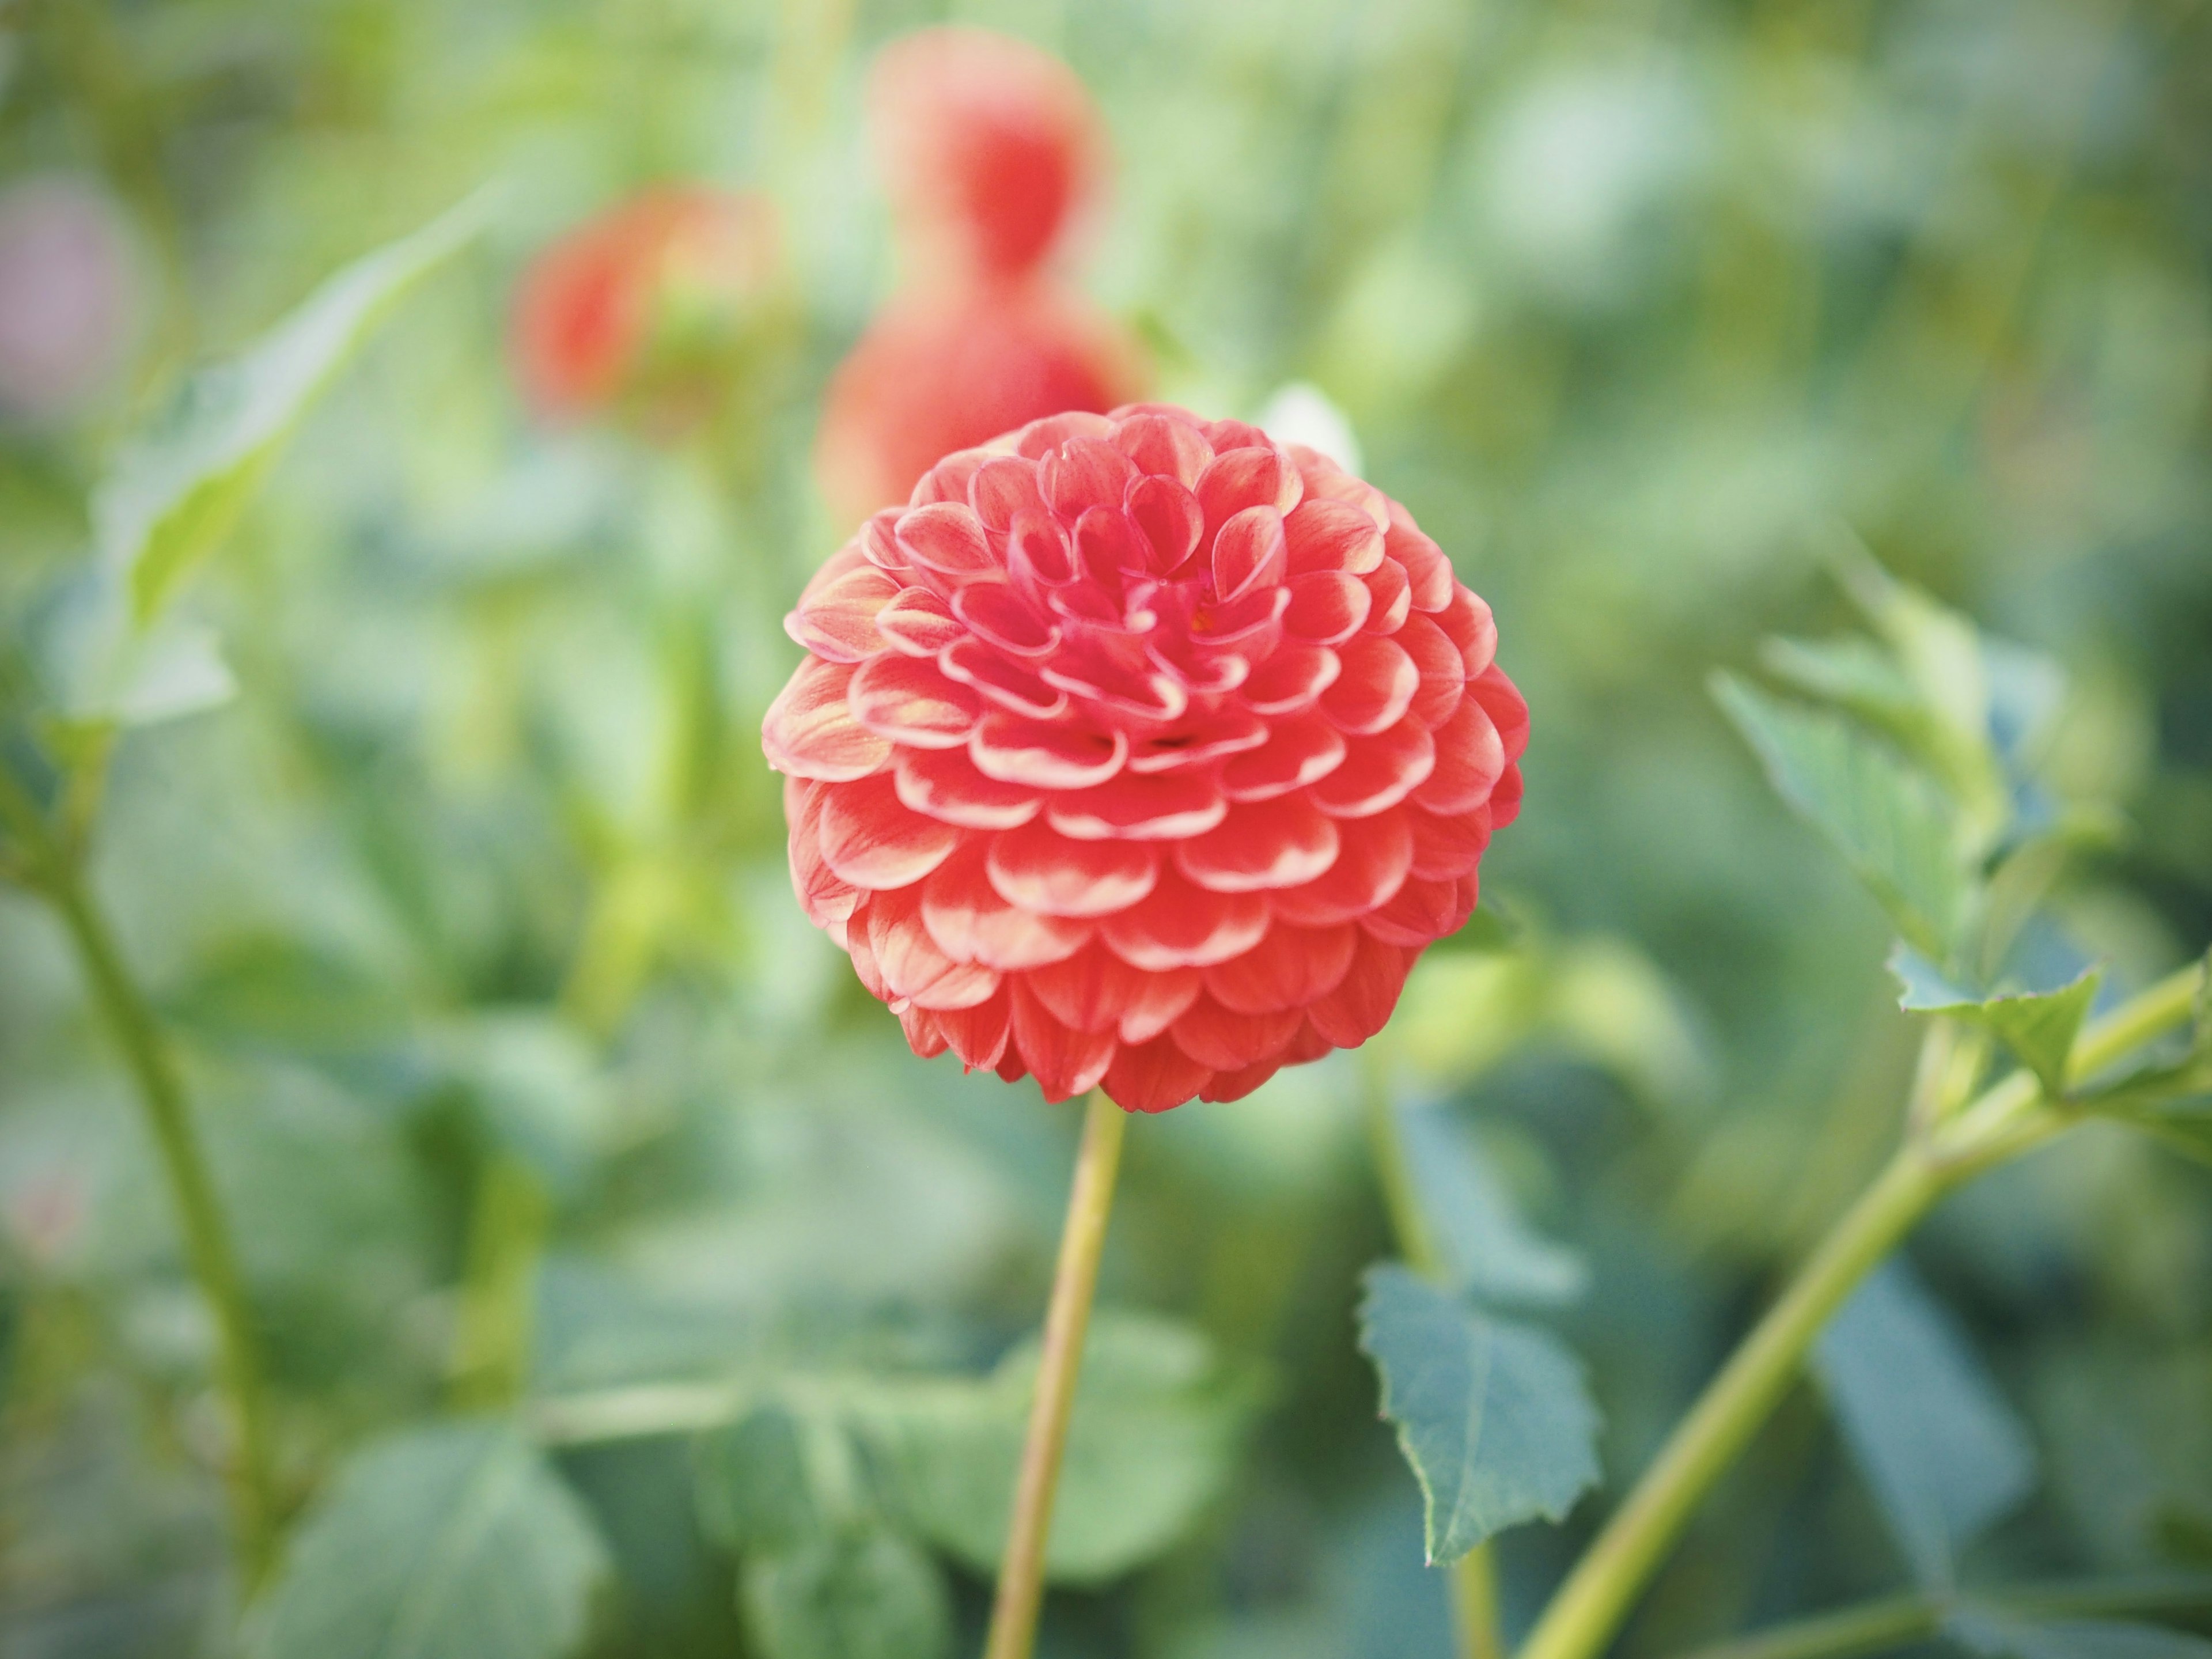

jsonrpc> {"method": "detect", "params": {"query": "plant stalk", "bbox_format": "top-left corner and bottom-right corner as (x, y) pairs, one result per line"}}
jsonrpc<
(983, 1089), (1128, 1659)
(1517, 960), (2206, 1659)
(50, 868), (281, 1587)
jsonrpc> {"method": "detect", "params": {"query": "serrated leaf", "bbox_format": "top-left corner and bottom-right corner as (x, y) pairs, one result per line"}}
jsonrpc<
(1715, 672), (1971, 962)
(852, 1312), (1262, 1585)
(1813, 1262), (2036, 1589)
(1889, 945), (2104, 1096)
(740, 1528), (950, 1659)
(94, 191), (488, 626)
(1395, 1098), (1585, 1308)
(1951, 1608), (2212, 1658)
(1357, 1264), (1600, 1562)
(249, 1421), (609, 1659)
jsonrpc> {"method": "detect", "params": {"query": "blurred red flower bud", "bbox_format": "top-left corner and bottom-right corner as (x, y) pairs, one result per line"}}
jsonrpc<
(870, 28), (1105, 285)
(512, 187), (785, 429)
(815, 282), (1143, 525)
(767, 404), (1527, 1113)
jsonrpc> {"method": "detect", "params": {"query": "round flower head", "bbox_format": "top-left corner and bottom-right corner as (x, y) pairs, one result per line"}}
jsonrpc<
(869, 27), (1104, 285)
(513, 187), (784, 426)
(815, 285), (1142, 524)
(766, 405), (1528, 1112)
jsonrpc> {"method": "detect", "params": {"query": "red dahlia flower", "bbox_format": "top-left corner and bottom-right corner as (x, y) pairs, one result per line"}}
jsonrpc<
(814, 284), (1142, 525)
(766, 404), (1527, 1113)
(513, 187), (783, 423)
(869, 27), (1104, 285)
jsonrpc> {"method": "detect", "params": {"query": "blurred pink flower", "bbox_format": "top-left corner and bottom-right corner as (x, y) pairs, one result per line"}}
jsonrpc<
(0, 177), (137, 422)
(766, 404), (1526, 1112)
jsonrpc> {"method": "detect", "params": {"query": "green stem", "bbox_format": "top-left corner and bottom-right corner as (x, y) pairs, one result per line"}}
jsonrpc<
(448, 1154), (551, 1411)
(983, 1089), (1128, 1659)
(51, 868), (281, 1586)
(1363, 1059), (1508, 1659)
(1517, 961), (2206, 1659)
(1675, 1575), (2212, 1659)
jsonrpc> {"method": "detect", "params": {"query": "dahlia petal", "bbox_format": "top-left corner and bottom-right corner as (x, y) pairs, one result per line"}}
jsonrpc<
(1039, 643), (1188, 722)
(1041, 436), (1138, 518)
(987, 819), (1160, 917)
(785, 778), (862, 926)
(970, 711), (1127, 789)
(877, 587), (965, 657)
(1014, 410), (1115, 460)
(922, 847), (1090, 968)
(764, 657), (892, 781)
(937, 987), (1013, 1071)
(1112, 412), (1213, 486)
(1490, 763), (1525, 829)
(1047, 770), (1226, 841)
(1282, 570), (1372, 645)
(896, 502), (995, 577)
(1283, 499), (1386, 577)
(1072, 506), (1146, 583)
(859, 511), (909, 574)
(1146, 630), (1253, 696)
(1202, 922), (1357, 1014)
(1308, 715), (1435, 817)
(1099, 866), (1270, 971)
(1101, 1036), (1212, 1113)
(1385, 511), (1454, 611)
(1217, 710), (1347, 802)
(1468, 665), (1530, 763)
(1405, 801), (1493, 881)
(1008, 511), (1078, 588)
(995, 1048), (1028, 1084)
(1269, 807), (1414, 926)
(1027, 944), (1195, 1034)
(1320, 635), (1419, 736)
(849, 653), (981, 749)
(1358, 874), (1464, 948)
(1195, 446), (1302, 539)
(1302, 467), (1392, 531)
(1177, 796), (1340, 893)
(817, 774), (961, 890)
(911, 450), (989, 507)
(940, 635), (1068, 718)
(1361, 557), (1412, 634)
(1240, 643), (1340, 716)
(1126, 475), (1204, 573)
(969, 455), (1048, 531)
(1438, 585), (1499, 679)
(895, 745), (1044, 830)
(1118, 969), (1206, 1043)
(1304, 929), (1416, 1047)
(1211, 506), (1289, 601)
(1199, 1059), (1283, 1103)
(846, 906), (891, 1001)
(1397, 612), (1468, 727)
(1125, 711), (1270, 774)
(786, 562), (900, 663)
(898, 1004), (950, 1059)
(1284, 1021), (1333, 1065)
(1169, 997), (1302, 1071)
(1010, 982), (1116, 1100)
(951, 582), (1060, 656)
(1200, 418), (1271, 453)
(1412, 695), (1506, 815)
(867, 886), (1002, 1009)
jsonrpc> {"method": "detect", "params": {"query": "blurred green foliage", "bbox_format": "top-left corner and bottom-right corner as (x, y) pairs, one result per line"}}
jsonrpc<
(2, 1), (2211, 1657)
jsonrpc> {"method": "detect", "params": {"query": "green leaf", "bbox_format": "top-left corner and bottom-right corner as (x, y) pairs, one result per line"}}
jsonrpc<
(695, 1399), (862, 1554)
(1813, 1262), (2036, 1588)
(740, 1528), (950, 1659)
(852, 1312), (1262, 1585)
(1357, 1264), (1601, 1562)
(249, 1421), (610, 1659)
(1395, 1098), (1585, 1308)
(1889, 945), (2104, 1096)
(1951, 1608), (2212, 1659)
(94, 191), (489, 627)
(1714, 672), (1972, 963)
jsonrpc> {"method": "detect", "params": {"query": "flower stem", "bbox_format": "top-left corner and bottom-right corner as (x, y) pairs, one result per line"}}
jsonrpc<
(50, 866), (281, 1588)
(983, 1088), (1128, 1659)
(1517, 960), (2206, 1659)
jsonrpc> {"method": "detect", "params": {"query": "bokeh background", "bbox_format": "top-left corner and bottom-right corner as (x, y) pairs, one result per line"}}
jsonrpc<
(3, 1), (2211, 1656)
